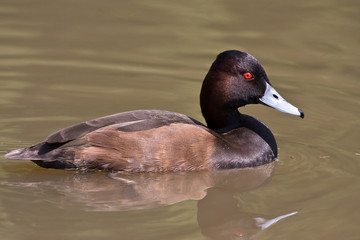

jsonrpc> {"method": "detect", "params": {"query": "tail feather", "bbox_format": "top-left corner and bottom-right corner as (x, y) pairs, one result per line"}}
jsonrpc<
(4, 146), (44, 161)
(4, 142), (78, 169)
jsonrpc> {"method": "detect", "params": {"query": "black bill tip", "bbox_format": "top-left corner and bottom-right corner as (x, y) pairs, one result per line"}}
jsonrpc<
(299, 109), (304, 119)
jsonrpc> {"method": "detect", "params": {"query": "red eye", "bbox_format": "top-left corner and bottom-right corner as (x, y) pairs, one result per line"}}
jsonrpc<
(243, 72), (253, 79)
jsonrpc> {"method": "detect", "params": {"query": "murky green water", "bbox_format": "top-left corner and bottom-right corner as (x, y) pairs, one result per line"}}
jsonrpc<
(0, 0), (359, 239)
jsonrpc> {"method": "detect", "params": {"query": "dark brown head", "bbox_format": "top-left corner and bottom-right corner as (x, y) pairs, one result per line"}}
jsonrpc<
(200, 50), (303, 132)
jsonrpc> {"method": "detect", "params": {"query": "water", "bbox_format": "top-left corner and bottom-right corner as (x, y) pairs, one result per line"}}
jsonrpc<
(0, 0), (359, 239)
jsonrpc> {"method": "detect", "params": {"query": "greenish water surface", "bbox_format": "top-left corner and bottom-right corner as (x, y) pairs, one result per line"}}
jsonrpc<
(0, 1), (359, 239)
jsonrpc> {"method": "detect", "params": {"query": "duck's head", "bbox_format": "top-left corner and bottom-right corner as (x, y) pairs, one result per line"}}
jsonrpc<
(200, 50), (304, 132)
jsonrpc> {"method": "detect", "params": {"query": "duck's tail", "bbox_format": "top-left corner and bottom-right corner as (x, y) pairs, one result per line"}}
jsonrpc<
(4, 142), (77, 169)
(4, 144), (44, 161)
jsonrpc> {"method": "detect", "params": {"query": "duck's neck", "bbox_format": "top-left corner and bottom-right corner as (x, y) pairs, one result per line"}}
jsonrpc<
(201, 105), (242, 133)
(200, 70), (244, 133)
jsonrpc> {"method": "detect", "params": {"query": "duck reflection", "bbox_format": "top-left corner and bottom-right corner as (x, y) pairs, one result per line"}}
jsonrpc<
(3, 162), (296, 238)
(198, 186), (298, 240)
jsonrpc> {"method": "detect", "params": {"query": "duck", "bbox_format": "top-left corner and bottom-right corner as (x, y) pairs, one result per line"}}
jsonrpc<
(4, 50), (304, 172)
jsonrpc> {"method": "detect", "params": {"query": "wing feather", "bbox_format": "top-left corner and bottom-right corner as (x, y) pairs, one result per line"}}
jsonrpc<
(45, 110), (204, 143)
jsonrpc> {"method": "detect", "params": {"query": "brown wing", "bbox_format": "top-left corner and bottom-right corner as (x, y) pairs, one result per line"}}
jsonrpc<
(4, 110), (214, 171)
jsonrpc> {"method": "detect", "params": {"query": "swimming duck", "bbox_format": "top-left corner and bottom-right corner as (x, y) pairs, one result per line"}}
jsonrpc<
(4, 50), (304, 172)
